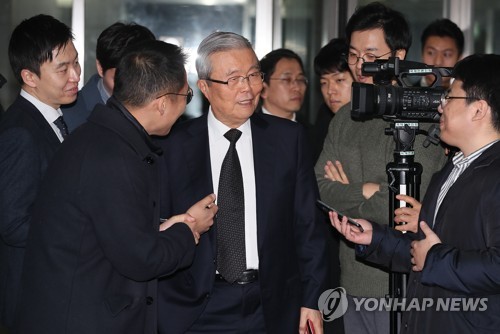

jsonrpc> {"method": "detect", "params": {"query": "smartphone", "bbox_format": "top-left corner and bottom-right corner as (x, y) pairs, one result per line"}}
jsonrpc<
(306, 319), (315, 334)
(316, 199), (364, 232)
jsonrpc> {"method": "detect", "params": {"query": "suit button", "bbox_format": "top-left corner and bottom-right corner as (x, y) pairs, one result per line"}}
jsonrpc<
(146, 296), (154, 305)
(206, 293), (210, 299)
(145, 156), (155, 164)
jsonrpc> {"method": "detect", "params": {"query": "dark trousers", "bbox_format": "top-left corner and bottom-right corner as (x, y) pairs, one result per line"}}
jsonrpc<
(186, 279), (266, 333)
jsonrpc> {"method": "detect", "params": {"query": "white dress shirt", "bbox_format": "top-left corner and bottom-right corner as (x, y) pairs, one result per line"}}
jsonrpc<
(20, 89), (65, 142)
(207, 108), (259, 269)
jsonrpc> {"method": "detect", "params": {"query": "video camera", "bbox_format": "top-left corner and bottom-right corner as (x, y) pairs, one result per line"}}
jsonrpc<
(351, 57), (452, 122)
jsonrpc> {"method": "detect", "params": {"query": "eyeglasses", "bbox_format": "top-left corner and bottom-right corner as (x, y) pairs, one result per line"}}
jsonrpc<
(156, 86), (193, 104)
(440, 92), (479, 108)
(346, 50), (393, 65)
(204, 71), (264, 89)
(269, 77), (308, 87)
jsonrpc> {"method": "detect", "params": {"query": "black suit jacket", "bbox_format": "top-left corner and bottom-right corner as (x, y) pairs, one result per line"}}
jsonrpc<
(157, 112), (328, 333)
(15, 99), (197, 334)
(0, 95), (61, 328)
(361, 141), (500, 334)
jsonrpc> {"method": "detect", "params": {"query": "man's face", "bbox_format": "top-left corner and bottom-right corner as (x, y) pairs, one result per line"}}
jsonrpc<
(28, 40), (81, 109)
(198, 48), (262, 128)
(261, 58), (307, 118)
(422, 36), (461, 88)
(438, 79), (473, 148)
(348, 28), (393, 84)
(320, 70), (353, 113)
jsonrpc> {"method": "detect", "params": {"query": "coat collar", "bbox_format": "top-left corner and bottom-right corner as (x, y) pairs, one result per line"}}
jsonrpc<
(89, 96), (162, 161)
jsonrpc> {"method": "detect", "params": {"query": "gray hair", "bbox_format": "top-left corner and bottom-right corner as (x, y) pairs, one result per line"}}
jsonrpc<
(196, 31), (254, 79)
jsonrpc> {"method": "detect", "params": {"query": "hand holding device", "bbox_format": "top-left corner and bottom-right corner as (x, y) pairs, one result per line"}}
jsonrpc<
(316, 199), (364, 232)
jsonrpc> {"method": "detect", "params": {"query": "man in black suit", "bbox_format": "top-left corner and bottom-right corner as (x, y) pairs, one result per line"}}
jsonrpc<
(15, 40), (217, 333)
(331, 54), (500, 333)
(0, 14), (80, 331)
(157, 31), (328, 334)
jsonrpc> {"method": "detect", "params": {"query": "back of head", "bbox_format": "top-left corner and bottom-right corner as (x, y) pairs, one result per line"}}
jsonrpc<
(113, 40), (187, 107)
(196, 31), (253, 79)
(453, 54), (500, 131)
(314, 38), (349, 76)
(8, 14), (73, 85)
(345, 2), (412, 53)
(260, 48), (304, 84)
(420, 19), (464, 56)
(96, 22), (156, 72)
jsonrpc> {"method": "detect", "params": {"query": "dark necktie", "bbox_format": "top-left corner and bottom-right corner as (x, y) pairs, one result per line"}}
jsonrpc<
(54, 116), (69, 139)
(216, 128), (246, 283)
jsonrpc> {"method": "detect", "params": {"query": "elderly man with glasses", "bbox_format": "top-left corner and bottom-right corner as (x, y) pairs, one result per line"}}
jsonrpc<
(157, 31), (328, 334)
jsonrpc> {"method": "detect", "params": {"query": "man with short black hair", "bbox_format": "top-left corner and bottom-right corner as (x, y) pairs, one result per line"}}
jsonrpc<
(63, 21), (156, 132)
(0, 14), (80, 330)
(420, 18), (464, 89)
(315, 3), (447, 333)
(16, 40), (217, 334)
(331, 53), (500, 334)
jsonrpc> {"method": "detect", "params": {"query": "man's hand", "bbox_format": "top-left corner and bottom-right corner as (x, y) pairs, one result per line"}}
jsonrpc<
(410, 221), (441, 271)
(329, 211), (372, 245)
(394, 194), (422, 233)
(159, 214), (195, 232)
(362, 182), (380, 199)
(299, 307), (323, 334)
(324, 160), (349, 184)
(159, 194), (218, 244)
(185, 193), (218, 244)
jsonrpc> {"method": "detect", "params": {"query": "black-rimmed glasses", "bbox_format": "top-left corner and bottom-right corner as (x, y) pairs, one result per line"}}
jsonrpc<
(346, 50), (393, 65)
(156, 86), (193, 105)
(440, 92), (479, 108)
(204, 71), (264, 89)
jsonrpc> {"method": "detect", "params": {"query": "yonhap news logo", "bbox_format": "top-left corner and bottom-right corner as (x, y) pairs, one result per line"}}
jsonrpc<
(318, 287), (348, 321)
(318, 287), (488, 322)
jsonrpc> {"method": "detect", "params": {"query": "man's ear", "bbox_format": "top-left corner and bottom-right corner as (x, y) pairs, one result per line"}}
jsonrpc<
(395, 49), (407, 60)
(472, 100), (489, 122)
(20, 69), (37, 88)
(96, 60), (104, 78)
(197, 80), (209, 99)
(260, 82), (269, 99)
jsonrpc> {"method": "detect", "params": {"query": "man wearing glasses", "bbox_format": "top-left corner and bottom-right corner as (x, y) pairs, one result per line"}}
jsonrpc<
(157, 31), (328, 334)
(315, 3), (447, 333)
(258, 48), (309, 123)
(330, 53), (500, 334)
(15, 40), (217, 333)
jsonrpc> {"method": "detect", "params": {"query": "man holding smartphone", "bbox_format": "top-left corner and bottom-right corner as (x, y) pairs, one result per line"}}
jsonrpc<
(331, 53), (500, 334)
(315, 3), (447, 333)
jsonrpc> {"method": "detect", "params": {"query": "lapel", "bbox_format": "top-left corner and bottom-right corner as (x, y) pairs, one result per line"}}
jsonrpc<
(18, 96), (62, 150)
(182, 114), (216, 249)
(433, 142), (500, 231)
(249, 113), (274, 250)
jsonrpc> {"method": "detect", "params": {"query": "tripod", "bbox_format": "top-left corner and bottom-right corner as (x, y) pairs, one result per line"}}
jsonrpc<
(385, 120), (423, 334)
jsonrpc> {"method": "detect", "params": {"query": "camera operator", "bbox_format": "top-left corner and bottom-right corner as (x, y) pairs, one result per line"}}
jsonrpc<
(314, 3), (447, 333)
(330, 53), (500, 334)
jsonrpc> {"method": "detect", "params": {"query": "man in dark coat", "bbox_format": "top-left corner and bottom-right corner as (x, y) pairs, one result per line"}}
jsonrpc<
(0, 14), (80, 330)
(15, 40), (217, 334)
(330, 54), (500, 334)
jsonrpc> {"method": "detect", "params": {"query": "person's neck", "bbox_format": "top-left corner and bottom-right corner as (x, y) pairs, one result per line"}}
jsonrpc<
(461, 133), (500, 157)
